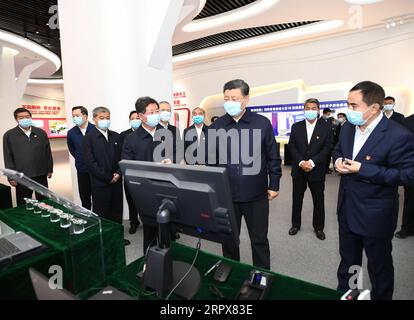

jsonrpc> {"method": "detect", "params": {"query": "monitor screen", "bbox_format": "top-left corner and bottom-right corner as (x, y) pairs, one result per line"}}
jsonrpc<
(120, 160), (240, 247)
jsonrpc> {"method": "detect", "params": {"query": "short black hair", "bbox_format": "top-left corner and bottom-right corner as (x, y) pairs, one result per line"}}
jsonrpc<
(223, 79), (250, 96)
(135, 96), (159, 114)
(72, 106), (88, 116)
(350, 81), (385, 107)
(304, 98), (320, 108)
(384, 96), (395, 103)
(129, 110), (138, 118)
(337, 113), (347, 118)
(14, 108), (32, 119)
(211, 116), (219, 123)
(323, 108), (332, 114)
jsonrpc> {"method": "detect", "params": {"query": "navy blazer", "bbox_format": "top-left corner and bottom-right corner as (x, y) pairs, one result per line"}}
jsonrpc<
(388, 111), (405, 124)
(67, 122), (95, 173)
(288, 119), (333, 182)
(82, 127), (122, 187)
(334, 116), (414, 238)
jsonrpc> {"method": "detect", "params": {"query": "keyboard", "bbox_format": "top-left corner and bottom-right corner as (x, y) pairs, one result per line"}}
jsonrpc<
(0, 238), (21, 258)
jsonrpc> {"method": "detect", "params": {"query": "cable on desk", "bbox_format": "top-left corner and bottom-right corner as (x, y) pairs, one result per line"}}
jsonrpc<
(165, 237), (201, 300)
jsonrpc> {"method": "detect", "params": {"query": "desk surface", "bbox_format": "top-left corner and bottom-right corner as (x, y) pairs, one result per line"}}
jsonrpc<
(106, 242), (342, 300)
(0, 201), (125, 299)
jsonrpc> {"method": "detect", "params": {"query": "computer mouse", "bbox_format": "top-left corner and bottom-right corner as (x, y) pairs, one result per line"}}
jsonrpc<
(213, 262), (232, 283)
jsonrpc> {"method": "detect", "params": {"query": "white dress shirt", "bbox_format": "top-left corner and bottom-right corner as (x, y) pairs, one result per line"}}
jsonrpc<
(195, 124), (204, 146)
(298, 120), (317, 168)
(97, 127), (108, 141)
(384, 111), (393, 119)
(80, 126), (87, 136)
(143, 126), (156, 141)
(352, 112), (383, 160)
(19, 126), (32, 138)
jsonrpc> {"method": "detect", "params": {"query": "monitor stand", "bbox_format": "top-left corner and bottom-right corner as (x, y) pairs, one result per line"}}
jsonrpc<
(142, 199), (201, 300)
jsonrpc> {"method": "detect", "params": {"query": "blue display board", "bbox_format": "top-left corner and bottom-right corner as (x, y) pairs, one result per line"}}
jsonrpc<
(248, 100), (348, 137)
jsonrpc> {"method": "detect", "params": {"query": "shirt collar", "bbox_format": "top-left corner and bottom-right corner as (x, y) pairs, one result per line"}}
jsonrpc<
(384, 111), (393, 119)
(224, 109), (252, 126)
(96, 127), (109, 137)
(19, 126), (32, 134)
(356, 112), (383, 135)
(143, 125), (156, 137)
(306, 119), (317, 128)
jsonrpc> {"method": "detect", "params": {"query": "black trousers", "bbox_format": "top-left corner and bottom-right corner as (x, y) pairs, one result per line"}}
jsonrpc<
(291, 174), (325, 230)
(16, 175), (48, 206)
(222, 198), (270, 270)
(401, 186), (414, 233)
(337, 211), (394, 300)
(91, 182), (123, 224)
(124, 181), (140, 226)
(77, 172), (92, 210)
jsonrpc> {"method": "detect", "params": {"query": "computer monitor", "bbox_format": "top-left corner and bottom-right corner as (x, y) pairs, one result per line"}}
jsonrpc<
(119, 160), (239, 299)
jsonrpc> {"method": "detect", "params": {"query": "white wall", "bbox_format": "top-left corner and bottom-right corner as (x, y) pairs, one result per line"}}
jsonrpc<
(173, 22), (414, 123)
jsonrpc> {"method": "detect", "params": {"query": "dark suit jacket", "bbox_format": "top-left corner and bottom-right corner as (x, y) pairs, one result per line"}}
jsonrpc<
(82, 127), (122, 188)
(387, 111), (405, 124)
(3, 126), (53, 178)
(402, 114), (414, 134)
(67, 122), (95, 173)
(288, 119), (333, 182)
(334, 116), (414, 238)
(119, 128), (134, 150)
(183, 124), (209, 164)
(121, 125), (162, 162)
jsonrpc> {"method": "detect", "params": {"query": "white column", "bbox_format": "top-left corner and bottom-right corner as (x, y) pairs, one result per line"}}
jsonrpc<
(57, 0), (201, 206)
(0, 44), (46, 186)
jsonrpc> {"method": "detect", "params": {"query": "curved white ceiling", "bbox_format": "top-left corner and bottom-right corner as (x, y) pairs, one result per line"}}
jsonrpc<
(183, 0), (280, 32)
(0, 29), (61, 72)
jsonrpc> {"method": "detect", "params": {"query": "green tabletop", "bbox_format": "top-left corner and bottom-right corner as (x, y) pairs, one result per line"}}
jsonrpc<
(106, 242), (343, 300)
(0, 201), (126, 299)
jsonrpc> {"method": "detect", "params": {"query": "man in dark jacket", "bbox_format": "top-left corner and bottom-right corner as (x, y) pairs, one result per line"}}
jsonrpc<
(3, 108), (53, 206)
(395, 113), (414, 239)
(288, 99), (333, 240)
(183, 107), (209, 165)
(383, 96), (404, 123)
(122, 97), (164, 254)
(120, 110), (142, 234)
(83, 106), (123, 225)
(67, 106), (94, 210)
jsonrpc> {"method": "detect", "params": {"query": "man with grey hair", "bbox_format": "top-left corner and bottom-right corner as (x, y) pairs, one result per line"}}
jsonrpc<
(83, 106), (127, 244)
(288, 98), (333, 240)
(184, 107), (209, 164)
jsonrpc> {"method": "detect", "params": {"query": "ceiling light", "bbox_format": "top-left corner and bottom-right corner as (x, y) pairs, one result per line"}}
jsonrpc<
(0, 29), (61, 71)
(344, 0), (384, 4)
(28, 78), (64, 85)
(183, 0), (280, 33)
(174, 20), (344, 63)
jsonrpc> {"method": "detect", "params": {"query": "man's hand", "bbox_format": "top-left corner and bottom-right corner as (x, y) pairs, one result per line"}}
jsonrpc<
(336, 159), (351, 174)
(110, 173), (121, 184)
(47, 173), (53, 179)
(9, 180), (17, 187)
(268, 190), (279, 201)
(343, 160), (361, 173)
(300, 161), (313, 173)
(161, 158), (172, 164)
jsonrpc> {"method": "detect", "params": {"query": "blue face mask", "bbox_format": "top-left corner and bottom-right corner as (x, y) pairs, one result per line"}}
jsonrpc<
(224, 101), (243, 117)
(73, 116), (85, 127)
(304, 110), (318, 121)
(18, 118), (32, 128)
(98, 119), (111, 131)
(347, 108), (370, 126)
(130, 119), (142, 130)
(146, 114), (161, 128)
(160, 111), (171, 122)
(383, 104), (394, 111)
(193, 115), (204, 125)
